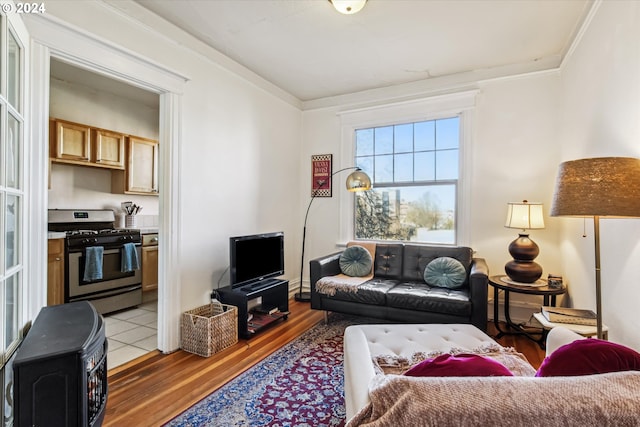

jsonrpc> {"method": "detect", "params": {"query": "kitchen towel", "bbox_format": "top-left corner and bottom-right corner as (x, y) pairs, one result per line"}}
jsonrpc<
(121, 242), (140, 273)
(83, 246), (104, 282)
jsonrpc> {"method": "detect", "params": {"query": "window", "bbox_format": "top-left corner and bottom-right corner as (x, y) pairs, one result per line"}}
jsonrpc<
(354, 117), (459, 244)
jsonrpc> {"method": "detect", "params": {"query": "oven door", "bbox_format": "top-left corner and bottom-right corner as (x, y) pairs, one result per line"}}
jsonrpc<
(68, 246), (142, 298)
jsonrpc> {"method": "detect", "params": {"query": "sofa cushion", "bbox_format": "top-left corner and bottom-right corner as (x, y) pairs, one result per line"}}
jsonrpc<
(423, 257), (467, 289)
(404, 353), (514, 377)
(402, 245), (473, 284)
(386, 281), (471, 316)
(373, 244), (404, 278)
(536, 338), (640, 377)
(340, 245), (373, 277)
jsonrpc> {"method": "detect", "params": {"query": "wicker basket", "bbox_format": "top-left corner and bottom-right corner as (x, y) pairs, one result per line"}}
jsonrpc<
(181, 303), (238, 357)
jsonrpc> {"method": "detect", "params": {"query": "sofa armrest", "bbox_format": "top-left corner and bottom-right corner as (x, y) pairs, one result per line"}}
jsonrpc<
(344, 326), (377, 422)
(469, 257), (489, 331)
(309, 251), (343, 307)
(546, 326), (585, 357)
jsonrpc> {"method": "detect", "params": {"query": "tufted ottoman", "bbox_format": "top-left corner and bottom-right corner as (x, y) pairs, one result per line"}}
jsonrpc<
(343, 324), (500, 421)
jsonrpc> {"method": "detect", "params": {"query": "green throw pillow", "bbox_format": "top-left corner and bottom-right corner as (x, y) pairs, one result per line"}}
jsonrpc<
(339, 245), (373, 277)
(423, 256), (467, 289)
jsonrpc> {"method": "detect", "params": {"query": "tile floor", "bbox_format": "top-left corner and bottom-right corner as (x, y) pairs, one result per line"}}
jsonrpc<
(104, 300), (157, 370)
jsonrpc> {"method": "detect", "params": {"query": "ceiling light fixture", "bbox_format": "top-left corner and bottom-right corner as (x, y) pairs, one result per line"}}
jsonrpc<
(328, 0), (367, 15)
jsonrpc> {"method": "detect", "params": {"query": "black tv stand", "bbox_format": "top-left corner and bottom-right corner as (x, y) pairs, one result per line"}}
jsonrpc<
(217, 278), (289, 339)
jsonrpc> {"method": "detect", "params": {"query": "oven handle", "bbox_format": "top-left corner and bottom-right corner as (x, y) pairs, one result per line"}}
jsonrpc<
(70, 285), (142, 301)
(70, 245), (141, 256)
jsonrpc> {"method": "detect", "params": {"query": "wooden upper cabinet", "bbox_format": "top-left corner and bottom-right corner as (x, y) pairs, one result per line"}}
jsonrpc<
(51, 119), (91, 164)
(128, 136), (159, 194)
(93, 129), (125, 169)
(112, 136), (159, 195)
(50, 118), (125, 170)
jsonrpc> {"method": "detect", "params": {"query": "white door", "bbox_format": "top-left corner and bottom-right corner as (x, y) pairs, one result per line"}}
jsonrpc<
(0, 4), (30, 425)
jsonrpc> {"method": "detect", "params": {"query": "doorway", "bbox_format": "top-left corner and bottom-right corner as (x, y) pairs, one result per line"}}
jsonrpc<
(28, 20), (187, 353)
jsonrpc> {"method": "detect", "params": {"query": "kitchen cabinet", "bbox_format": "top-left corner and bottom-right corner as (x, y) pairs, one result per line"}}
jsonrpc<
(47, 238), (65, 306)
(50, 119), (90, 164)
(92, 128), (126, 168)
(49, 118), (125, 170)
(112, 136), (159, 195)
(141, 233), (158, 292)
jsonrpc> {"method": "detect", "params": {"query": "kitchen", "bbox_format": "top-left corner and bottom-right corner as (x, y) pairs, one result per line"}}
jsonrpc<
(47, 59), (160, 368)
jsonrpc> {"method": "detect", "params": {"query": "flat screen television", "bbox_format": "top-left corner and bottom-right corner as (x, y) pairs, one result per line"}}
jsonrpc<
(229, 232), (285, 288)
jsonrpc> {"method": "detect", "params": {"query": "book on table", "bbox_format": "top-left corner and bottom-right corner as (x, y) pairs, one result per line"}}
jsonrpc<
(541, 306), (597, 325)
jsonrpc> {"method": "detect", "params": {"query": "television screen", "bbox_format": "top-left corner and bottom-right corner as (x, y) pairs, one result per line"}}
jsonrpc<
(229, 232), (284, 288)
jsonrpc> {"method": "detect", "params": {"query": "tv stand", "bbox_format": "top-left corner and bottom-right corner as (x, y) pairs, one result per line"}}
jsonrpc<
(217, 278), (289, 339)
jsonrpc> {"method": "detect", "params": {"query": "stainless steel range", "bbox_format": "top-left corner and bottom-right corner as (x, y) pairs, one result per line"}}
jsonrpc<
(48, 209), (142, 314)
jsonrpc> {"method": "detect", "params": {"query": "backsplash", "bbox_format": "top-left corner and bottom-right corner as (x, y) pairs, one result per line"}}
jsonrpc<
(116, 214), (159, 229)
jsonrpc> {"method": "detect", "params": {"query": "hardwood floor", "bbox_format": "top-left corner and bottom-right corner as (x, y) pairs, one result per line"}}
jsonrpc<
(104, 300), (545, 426)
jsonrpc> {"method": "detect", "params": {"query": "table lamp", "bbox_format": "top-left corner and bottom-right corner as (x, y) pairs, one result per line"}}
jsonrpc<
(504, 200), (545, 283)
(550, 157), (640, 339)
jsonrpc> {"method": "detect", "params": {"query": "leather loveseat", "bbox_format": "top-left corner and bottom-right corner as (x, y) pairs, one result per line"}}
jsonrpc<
(309, 243), (489, 331)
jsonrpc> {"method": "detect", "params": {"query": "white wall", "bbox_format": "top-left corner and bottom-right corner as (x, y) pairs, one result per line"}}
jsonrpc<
(558, 0), (640, 347)
(32, 0), (640, 348)
(32, 1), (303, 315)
(48, 76), (160, 221)
(301, 73), (563, 315)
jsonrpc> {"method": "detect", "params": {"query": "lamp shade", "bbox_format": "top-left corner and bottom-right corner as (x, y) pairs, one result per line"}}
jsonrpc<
(551, 157), (640, 218)
(345, 170), (372, 192)
(505, 201), (545, 230)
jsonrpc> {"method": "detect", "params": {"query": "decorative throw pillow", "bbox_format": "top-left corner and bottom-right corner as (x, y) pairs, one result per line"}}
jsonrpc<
(404, 354), (514, 377)
(423, 256), (467, 289)
(339, 245), (373, 277)
(536, 338), (640, 377)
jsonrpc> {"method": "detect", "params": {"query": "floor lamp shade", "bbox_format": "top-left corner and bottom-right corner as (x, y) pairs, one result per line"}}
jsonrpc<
(550, 157), (640, 339)
(504, 201), (545, 283)
(295, 167), (371, 302)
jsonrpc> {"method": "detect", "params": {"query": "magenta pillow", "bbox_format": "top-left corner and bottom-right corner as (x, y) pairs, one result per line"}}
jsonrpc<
(536, 338), (640, 377)
(404, 353), (514, 377)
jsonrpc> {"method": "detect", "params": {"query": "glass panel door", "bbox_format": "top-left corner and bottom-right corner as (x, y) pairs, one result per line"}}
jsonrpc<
(0, 9), (28, 426)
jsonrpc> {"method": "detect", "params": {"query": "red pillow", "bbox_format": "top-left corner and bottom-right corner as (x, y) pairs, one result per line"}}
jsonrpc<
(536, 338), (640, 377)
(404, 353), (514, 377)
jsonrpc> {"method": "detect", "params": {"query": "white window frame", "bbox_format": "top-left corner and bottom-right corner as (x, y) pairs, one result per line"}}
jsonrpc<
(337, 90), (477, 246)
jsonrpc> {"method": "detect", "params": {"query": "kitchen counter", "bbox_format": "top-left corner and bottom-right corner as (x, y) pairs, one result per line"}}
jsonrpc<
(48, 232), (66, 240)
(138, 228), (158, 234)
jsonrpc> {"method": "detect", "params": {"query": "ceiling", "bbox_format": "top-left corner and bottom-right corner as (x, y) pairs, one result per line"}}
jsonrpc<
(134, 0), (593, 102)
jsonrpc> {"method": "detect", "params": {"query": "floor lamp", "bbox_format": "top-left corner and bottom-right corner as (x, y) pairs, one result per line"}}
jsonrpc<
(550, 157), (640, 339)
(294, 167), (372, 302)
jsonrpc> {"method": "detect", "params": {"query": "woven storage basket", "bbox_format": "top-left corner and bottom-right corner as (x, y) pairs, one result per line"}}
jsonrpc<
(181, 303), (238, 357)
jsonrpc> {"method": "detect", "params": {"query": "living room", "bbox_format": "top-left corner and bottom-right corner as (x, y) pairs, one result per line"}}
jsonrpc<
(4, 0), (640, 424)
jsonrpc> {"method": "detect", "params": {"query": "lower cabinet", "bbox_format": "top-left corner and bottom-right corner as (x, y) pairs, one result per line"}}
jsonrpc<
(47, 239), (65, 306)
(142, 233), (158, 291)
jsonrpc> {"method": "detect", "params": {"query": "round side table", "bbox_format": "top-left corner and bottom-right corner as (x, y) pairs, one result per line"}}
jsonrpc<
(489, 275), (567, 348)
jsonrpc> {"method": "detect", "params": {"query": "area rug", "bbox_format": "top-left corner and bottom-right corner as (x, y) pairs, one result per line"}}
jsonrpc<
(166, 316), (356, 427)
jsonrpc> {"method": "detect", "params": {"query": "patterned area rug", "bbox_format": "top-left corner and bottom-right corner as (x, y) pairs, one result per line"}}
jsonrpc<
(166, 317), (354, 427)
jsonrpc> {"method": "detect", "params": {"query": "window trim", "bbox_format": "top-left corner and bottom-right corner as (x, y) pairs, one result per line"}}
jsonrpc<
(338, 91), (477, 246)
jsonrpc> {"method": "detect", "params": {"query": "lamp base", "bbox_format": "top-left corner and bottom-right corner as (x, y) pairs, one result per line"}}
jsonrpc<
(505, 260), (543, 283)
(294, 291), (311, 302)
(505, 233), (543, 283)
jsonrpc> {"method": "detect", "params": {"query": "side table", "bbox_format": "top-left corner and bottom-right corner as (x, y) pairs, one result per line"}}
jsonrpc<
(489, 275), (567, 348)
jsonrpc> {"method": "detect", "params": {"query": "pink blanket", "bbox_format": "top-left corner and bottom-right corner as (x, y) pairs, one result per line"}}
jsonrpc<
(347, 371), (640, 427)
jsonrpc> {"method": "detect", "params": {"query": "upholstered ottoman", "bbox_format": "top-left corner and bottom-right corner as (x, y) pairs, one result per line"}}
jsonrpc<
(343, 324), (501, 421)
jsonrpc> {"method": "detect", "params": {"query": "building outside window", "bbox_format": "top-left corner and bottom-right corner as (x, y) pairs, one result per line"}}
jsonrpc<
(354, 116), (459, 245)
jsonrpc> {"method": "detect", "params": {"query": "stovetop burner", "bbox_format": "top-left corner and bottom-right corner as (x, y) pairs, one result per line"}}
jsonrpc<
(48, 209), (142, 250)
(66, 229), (139, 237)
